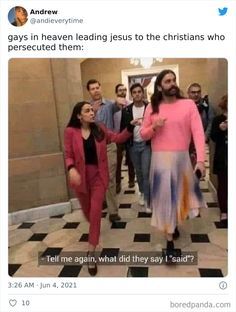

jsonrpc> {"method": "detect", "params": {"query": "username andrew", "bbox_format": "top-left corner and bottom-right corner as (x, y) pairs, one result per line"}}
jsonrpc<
(30, 9), (58, 14)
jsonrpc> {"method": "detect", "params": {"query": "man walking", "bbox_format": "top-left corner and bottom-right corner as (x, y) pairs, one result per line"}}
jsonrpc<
(113, 84), (135, 193)
(187, 83), (215, 142)
(121, 83), (151, 213)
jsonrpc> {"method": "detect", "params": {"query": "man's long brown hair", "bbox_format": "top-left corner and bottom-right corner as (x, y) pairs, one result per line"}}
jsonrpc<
(151, 69), (185, 114)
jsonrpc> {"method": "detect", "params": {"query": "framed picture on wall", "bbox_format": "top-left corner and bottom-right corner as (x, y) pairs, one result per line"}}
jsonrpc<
(122, 64), (179, 102)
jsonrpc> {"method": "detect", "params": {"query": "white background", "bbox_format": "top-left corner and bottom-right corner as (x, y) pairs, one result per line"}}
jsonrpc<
(0, 1), (236, 311)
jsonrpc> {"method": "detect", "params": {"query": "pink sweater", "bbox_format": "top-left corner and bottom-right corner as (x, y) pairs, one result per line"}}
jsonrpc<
(140, 99), (205, 162)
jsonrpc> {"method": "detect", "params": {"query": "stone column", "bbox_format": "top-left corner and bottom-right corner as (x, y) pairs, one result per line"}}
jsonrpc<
(9, 59), (84, 213)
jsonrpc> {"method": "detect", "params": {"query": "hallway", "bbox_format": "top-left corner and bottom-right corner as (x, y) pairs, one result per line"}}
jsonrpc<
(9, 149), (227, 278)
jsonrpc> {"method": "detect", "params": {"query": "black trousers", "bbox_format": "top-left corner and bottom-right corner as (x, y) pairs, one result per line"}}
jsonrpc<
(116, 143), (135, 186)
(217, 170), (228, 214)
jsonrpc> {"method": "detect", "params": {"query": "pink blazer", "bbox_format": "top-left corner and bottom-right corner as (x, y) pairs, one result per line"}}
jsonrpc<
(64, 124), (132, 193)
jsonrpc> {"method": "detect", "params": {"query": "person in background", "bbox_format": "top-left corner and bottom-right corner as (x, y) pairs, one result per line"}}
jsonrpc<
(64, 101), (133, 275)
(113, 84), (135, 193)
(210, 94), (228, 228)
(187, 83), (215, 142)
(121, 83), (151, 213)
(87, 79), (126, 222)
(140, 70), (206, 258)
(187, 83), (215, 167)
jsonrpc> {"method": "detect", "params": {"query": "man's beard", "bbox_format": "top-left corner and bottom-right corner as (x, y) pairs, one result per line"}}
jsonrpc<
(162, 86), (179, 97)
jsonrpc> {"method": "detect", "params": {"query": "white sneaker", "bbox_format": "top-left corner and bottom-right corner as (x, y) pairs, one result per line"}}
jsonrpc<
(139, 193), (144, 206)
(144, 200), (152, 213)
(145, 207), (152, 214)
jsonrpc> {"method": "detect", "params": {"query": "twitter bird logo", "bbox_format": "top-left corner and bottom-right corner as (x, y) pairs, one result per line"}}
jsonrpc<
(218, 7), (228, 16)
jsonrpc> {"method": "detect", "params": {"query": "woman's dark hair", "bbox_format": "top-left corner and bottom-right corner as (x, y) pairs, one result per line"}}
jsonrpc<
(151, 69), (185, 114)
(67, 101), (105, 142)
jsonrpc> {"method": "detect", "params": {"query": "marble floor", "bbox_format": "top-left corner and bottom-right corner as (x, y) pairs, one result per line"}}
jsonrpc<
(9, 152), (227, 278)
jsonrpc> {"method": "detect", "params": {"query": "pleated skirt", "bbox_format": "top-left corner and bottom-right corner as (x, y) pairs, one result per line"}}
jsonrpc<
(149, 151), (206, 233)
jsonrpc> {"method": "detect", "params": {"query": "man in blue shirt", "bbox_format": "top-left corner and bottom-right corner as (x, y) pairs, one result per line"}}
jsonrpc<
(87, 79), (126, 222)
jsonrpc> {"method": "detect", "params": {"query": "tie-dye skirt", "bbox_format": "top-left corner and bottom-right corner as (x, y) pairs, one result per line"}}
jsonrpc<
(149, 151), (206, 234)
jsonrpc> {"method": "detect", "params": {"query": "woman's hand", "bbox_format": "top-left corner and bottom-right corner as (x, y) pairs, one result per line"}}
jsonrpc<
(194, 161), (206, 178)
(68, 168), (81, 187)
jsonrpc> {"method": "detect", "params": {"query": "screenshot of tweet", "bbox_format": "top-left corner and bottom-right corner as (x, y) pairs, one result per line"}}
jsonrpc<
(0, 0), (236, 311)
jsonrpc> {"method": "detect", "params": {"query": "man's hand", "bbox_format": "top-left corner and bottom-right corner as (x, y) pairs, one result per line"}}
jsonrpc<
(194, 161), (206, 178)
(92, 100), (102, 115)
(130, 118), (143, 126)
(152, 118), (167, 131)
(115, 97), (127, 109)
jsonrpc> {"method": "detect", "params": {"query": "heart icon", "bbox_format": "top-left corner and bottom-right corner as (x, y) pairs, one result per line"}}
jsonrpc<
(9, 299), (17, 307)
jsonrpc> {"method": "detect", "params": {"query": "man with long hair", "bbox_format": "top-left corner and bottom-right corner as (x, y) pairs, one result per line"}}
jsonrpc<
(140, 69), (206, 260)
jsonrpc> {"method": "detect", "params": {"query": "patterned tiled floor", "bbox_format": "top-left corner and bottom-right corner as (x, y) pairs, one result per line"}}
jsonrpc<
(9, 152), (227, 277)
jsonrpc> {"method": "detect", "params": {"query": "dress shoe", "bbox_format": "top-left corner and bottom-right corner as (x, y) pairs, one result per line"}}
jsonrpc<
(88, 263), (97, 276)
(102, 201), (107, 210)
(220, 218), (228, 228)
(116, 184), (121, 194)
(165, 241), (175, 264)
(128, 181), (135, 188)
(164, 240), (182, 265)
(109, 214), (121, 222)
(87, 252), (97, 276)
(173, 227), (180, 240)
(166, 240), (174, 250)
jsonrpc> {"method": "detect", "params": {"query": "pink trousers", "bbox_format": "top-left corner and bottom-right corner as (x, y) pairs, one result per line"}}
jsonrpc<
(76, 165), (106, 247)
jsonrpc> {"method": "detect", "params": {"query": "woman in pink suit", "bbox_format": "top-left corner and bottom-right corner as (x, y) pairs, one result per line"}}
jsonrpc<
(64, 101), (133, 276)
